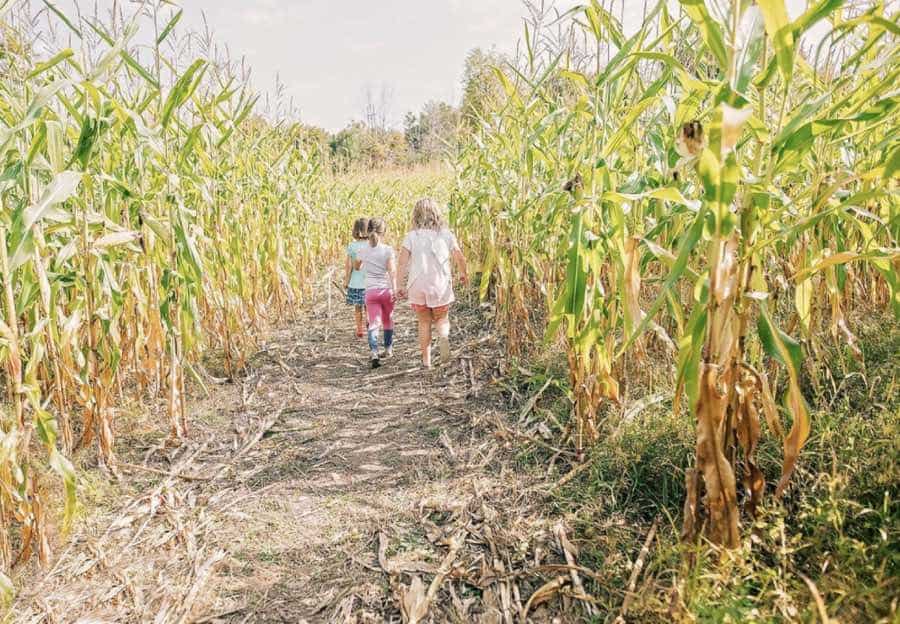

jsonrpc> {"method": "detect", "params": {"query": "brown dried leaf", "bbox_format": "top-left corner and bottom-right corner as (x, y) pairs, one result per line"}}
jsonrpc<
(479, 587), (503, 624)
(753, 365), (784, 438)
(399, 575), (429, 624)
(775, 379), (810, 499)
(681, 467), (700, 543)
(735, 392), (764, 517)
(523, 576), (569, 619)
(695, 365), (740, 547)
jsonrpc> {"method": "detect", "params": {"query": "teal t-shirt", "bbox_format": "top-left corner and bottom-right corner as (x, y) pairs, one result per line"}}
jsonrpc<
(347, 240), (368, 289)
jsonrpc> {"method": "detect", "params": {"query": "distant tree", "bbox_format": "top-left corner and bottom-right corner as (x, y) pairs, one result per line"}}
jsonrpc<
(295, 124), (330, 154)
(460, 48), (509, 129)
(328, 122), (410, 172)
(329, 122), (366, 171)
(404, 100), (460, 162)
(361, 129), (408, 168)
(404, 111), (424, 152)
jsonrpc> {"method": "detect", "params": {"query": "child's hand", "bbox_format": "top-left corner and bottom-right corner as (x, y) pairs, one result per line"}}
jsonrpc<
(459, 273), (469, 286)
(398, 288), (407, 300)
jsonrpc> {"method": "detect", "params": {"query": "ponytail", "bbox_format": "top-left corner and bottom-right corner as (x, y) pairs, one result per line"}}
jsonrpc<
(352, 217), (370, 240)
(367, 218), (386, 248)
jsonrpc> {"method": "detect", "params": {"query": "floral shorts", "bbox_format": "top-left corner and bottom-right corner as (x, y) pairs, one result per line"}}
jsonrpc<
(346, 287), (366, 306)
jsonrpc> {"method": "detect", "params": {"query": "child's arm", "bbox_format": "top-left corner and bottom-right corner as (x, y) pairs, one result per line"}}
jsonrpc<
(397, 247), (410, 297)
(387, 254), (398, 294)
(452, 247), (469, 285)
(344, 253), (353, 287)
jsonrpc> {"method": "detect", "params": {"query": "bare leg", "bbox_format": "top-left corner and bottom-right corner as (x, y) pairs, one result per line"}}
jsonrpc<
(415, 308), (434, 368)
(433, 307), (451, 364)
(354, 305), (365, 336)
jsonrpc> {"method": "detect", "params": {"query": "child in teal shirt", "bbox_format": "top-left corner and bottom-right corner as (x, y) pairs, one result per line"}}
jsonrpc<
(345, 218), (370, 337)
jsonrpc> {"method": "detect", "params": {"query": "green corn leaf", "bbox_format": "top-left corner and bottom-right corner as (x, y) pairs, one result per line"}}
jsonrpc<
(595, 29), (643, 87)
(26, 48), (74, 80)
(563, 208), (587, 320)
(161, 59), (207, 128)
(157, 8), (183, 44)
(43, 0), (82, 38)
(22, 171), (81, 232)
(883, 143), (900, 180)
(758, 0), (795, 81)
(757, 305), (803, 374)
(678, 0), (728, 70)
(619, 203), (707, 356)
(49, 448), (77, 531)
(758, 304), (810, 498)
(174, 212), (203, 279)
(121, 51), (160, 89)
(698, 148), (720, 200)
(675, 282), (708, 413)
(733, 7), (765, 94)
(71, 116), (100, 169)
(794, 0), (844, 35)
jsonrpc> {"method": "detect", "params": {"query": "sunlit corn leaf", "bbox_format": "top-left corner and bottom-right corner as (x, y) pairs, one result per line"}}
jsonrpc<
(757, 0), (794, 80)
(161, 59), (207, 128)
(678, 0), (728, 70)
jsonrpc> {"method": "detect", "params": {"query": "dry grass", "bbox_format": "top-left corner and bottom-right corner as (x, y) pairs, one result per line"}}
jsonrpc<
(9, 293), (601, 622)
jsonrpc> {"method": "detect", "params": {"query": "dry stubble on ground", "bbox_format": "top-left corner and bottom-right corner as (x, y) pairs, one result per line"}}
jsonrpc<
(12, 296), (606, 623)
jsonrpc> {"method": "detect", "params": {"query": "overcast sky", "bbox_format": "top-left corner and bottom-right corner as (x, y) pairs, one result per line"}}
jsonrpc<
(35, 1), (822, 132)
(164, 0), (588, 131)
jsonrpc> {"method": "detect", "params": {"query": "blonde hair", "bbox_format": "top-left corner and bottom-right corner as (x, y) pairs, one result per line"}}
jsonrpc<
(367, 218), (386, 247)
(352, 217), (370, 240)
(412, 198), (445, 232)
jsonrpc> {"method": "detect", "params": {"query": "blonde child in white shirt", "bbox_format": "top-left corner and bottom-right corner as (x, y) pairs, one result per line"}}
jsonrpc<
(397, 199), (468, 368)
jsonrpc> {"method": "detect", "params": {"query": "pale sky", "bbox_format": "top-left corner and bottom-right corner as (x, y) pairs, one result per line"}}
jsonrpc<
(198, 0), (554, 130)
(193, 0), (639, 130)
(34, 1), (824, 132)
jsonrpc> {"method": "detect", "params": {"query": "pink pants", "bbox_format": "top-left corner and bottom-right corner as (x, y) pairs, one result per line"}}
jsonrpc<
(365, 289), (394, 330)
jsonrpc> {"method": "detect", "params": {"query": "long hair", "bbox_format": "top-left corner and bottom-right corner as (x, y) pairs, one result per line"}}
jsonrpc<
(411, 198), (445, 232)
(368, 218), (386, 247)
(352, 217), (370, 240)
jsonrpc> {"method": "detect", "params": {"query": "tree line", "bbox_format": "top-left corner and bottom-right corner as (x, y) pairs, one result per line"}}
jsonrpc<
(287, 48), (508, 172)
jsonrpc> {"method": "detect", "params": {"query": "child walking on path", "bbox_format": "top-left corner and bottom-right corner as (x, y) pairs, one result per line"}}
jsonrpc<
(355, 218), (397, 369)
(344, 218), (370, 337)
(398, 198), (468, 368)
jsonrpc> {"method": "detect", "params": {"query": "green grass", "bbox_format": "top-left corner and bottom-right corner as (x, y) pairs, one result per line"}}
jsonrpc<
(537, 315), (899, 622)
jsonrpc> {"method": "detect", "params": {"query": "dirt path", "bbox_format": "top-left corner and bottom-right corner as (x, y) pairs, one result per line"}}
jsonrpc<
(13, 298), (580, 623)
(203, 301), (513, 621)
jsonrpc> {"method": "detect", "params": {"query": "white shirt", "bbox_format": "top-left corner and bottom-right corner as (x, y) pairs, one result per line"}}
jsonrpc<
(357, 243), (394, 290)
(402, 229), (459, 307)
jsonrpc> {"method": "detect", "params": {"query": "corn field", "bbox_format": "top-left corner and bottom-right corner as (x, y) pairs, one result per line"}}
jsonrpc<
(453, 0), (898, 548)
(0, 1), (452, 599)
(0, 0), (898, 613)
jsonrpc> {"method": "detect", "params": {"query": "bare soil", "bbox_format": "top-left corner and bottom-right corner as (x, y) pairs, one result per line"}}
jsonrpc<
(10, 299), (607, 623)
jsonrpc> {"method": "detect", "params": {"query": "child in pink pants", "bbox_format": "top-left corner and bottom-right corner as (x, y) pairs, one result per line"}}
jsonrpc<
(355, 218), (397, 369)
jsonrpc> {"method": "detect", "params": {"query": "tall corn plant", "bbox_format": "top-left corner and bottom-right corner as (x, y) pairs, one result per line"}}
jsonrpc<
(454, 0), (898, 547)
(665, 0), (899, 548)
(0, 0), (364, 597)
